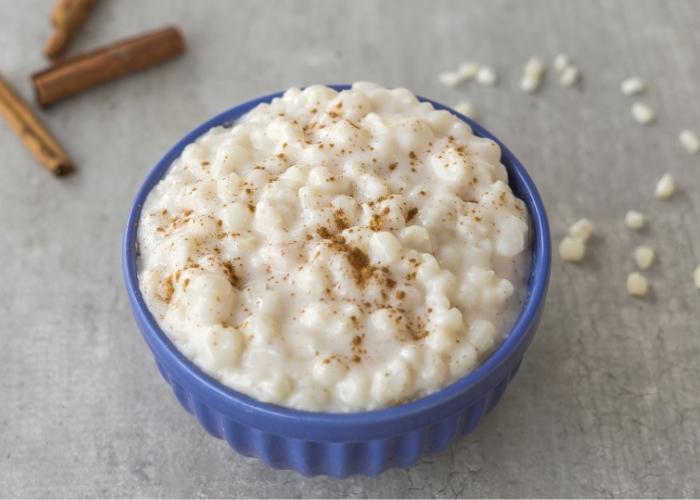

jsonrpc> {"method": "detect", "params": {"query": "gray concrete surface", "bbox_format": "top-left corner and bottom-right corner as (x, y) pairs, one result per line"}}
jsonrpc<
(1, 0), (699, 497)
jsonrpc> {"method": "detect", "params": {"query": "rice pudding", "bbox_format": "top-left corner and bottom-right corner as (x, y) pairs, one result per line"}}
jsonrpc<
(137, 82), (530, 412)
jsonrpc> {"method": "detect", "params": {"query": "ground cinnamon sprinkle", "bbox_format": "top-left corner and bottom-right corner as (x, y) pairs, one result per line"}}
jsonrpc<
(316, 226), (336, 240)
(396, 290), (406, 299)
(369, 213), (382, 231)
(388, 162), (397, 171)
(158, 274), (175, 303)
(333, 208), (349, 230)
(409, 317), (429, 341)
(221, 261), (240, 288)
(317, 226), (375, 287)
(405, 207), (418, 222)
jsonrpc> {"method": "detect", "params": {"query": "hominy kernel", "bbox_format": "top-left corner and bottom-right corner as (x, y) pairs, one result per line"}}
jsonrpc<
(438, 71), (461, 88)
(631, 102), (655, 125)
(626, 272), (649, 296)
(621, 77), (646, 96)
(456, 62), (480, 80)
(559, 236), (586, 262)
(524, 57), (546, 79)
(654, 173), (676, 200)
(520, 75), (539, 93)
(624, 210), (646, 230)
(568, 218), (594, 242)
(476, 66), (497, 86)
(633, 245), (655, 270)
(679, 129), (699, 154)
(559, 65), (579, 87)
(553, 53), (570, 73)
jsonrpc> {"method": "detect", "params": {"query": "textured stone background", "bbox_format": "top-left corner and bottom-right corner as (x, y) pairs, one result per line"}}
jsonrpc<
(1, 0), (698, 497)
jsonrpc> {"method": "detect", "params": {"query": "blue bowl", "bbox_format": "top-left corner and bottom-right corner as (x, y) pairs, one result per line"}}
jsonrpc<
(123, 85), (551, 478)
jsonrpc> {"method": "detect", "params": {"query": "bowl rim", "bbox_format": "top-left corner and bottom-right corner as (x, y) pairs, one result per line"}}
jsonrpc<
(123, 84), (551, 441)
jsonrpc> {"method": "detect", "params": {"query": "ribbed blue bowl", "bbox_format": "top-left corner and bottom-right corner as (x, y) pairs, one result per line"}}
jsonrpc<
(123, 85), (551, 478)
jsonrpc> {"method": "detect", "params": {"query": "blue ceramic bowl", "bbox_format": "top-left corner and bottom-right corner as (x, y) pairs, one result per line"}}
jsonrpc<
(123, 85), (551, 478)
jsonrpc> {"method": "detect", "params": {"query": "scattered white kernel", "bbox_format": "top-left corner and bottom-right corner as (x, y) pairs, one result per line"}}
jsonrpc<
(633, 245), (655, 270)
(624, 210), (646, 230)
(553, 53), (570, 73)
(631, 102), (655, 125)
(476, 66), (497, 86)
(438, 71), (461, 88)
(559, 65), (579, 87)
(679, 129), (700, 154)
(626, 272), (649, 296)
(559, 236), (586, 262)
(453, 101), (475, 118)
(520, 75), (540, 93)
(524, 57), (546, 79)
(520, 58), (545, 94)
(694, 266), (700, 289)
(568, 218), (594, 242)
(457, 62), (480, 81)
(621, 77), (646, 96)
(654, 173), (676, 200)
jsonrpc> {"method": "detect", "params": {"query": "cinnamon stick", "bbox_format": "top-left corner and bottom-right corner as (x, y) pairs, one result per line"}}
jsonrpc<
(32, 26), (185, 108)
(0, 72), (73, 175)
(44, 0), (98, 60)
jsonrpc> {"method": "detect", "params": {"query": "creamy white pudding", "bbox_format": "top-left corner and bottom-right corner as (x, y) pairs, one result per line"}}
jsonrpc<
(137, 82), (530, 412)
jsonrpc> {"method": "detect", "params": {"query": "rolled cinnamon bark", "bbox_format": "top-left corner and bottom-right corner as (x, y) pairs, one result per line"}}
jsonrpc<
(44, 0), (98, 60)
(0, 72), (73, 175)
(32, 26), (185, 108)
